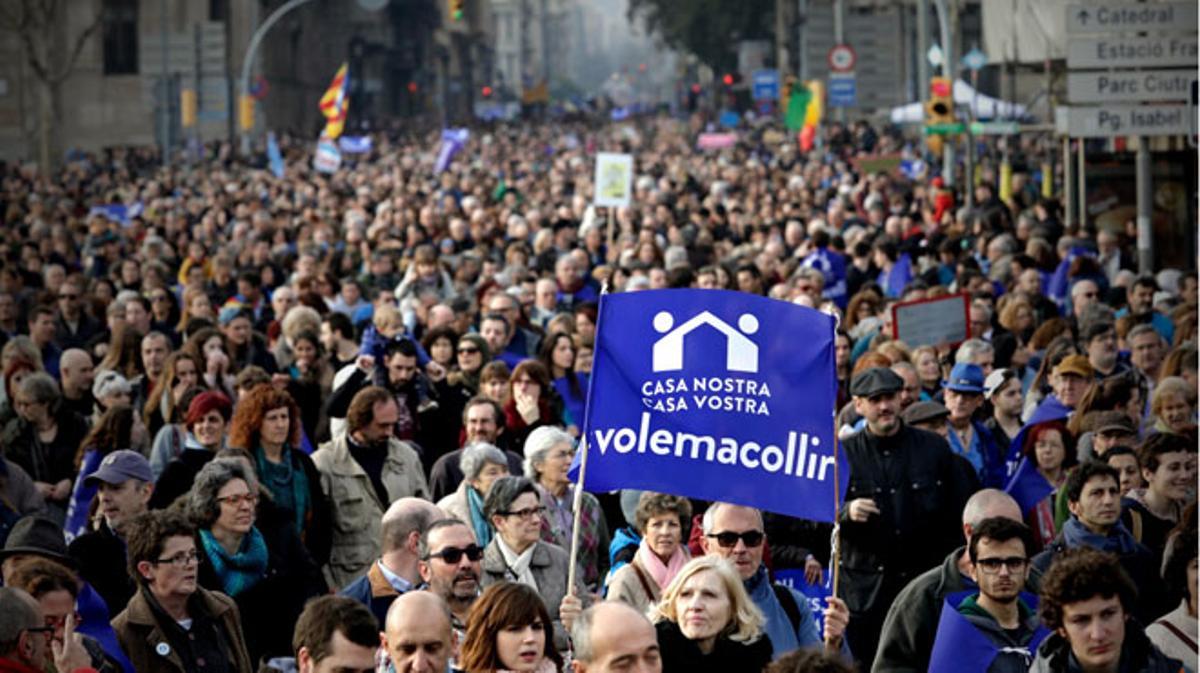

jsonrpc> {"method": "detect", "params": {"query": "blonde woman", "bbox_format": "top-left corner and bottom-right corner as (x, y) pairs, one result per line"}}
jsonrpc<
(651, 556), (773, 672)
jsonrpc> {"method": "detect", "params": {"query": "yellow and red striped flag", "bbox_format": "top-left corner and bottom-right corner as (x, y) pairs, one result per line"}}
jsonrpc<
(318, 63), (349, 139)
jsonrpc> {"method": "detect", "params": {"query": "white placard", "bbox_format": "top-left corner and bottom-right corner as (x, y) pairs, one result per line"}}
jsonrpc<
(1067, 35), (1197, 69)
(593, 152), (634, 208)
(1068, 69), (1197, 103)
(312, 139), (342, 174)
(1058, 104), (1191, 137)
(891, 294), (970, 349)
(1066, 3), (1198, 35)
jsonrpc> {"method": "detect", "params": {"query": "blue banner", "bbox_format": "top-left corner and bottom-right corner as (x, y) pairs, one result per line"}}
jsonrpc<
(774, 568), (830, 633)
(267, 132), (285, 179)
(435, 128), (469, 173)
(572, 289), (845, 523)
(801, 248), (848, 308)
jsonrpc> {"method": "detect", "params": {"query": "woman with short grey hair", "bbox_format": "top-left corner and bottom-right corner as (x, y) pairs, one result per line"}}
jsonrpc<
(523, 425), (610, 589)
(479, 475), (588, 653)
(190, 458), (326, 664)
(436, 442), (510, 546)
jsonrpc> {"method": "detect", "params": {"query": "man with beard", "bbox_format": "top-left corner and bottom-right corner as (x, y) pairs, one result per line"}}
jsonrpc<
(418, 519), (483, 643)
(427, 397), (525, 502)
(839, 368), (977, 670)
(314, 387), (430, 588)
(927, 518), (1048, 673)
(327, 338), (433, 446)
(340, 497), (444, 626)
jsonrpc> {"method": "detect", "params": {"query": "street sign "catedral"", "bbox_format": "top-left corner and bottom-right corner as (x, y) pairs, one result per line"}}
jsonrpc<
(1066, 2), (1198, 34)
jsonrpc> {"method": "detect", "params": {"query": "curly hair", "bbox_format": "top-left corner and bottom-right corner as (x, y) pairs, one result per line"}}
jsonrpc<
(634, 492), (693, 535)
(460, 582), (563, 673)
(226, 384), (302, 450)
(125, 509), (196, 586)
(1038, 547), (1137, 631)
(186, 458), (257, 529)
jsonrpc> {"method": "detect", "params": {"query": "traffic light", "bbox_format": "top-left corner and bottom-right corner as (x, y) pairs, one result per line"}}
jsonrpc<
(925, 76), (954, 126)
(449, 0), (463, 21)
(722, 73), (735, 87)
(481, 85), (493, 98)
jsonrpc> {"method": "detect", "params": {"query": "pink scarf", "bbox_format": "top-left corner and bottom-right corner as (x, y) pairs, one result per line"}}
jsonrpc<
(635, 539), (689, 591)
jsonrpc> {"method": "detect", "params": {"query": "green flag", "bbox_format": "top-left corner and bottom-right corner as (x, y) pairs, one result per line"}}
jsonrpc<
(785, 85), (811, 131)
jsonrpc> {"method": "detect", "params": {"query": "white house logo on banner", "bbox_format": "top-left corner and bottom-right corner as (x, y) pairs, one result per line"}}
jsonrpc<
(643, 310), (771, 416)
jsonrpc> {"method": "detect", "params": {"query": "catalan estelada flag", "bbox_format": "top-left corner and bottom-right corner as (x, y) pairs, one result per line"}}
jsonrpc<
(318, 63), (349, 139)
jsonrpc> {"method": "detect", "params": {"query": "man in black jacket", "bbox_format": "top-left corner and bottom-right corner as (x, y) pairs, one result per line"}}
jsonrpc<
(838, 368), (978, 670)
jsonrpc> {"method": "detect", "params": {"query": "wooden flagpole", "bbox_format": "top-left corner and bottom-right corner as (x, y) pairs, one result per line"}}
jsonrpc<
(566, 283), (608, 594)
(826, 316), (843, 653)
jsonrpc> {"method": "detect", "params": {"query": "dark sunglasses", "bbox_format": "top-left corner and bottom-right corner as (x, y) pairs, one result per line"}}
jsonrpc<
(427, 544), (484, 564)
(706, 530), (764, 548)
(458, 346), (480, 355)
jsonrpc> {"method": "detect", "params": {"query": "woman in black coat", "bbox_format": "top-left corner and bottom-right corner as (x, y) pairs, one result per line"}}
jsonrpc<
(651, 556), (773, 673)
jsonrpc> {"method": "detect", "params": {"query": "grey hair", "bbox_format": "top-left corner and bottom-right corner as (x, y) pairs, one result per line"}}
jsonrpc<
(18, 372), (60, 412)
(701, 502), (764, 535)
(461, 442), (509, 483)
(1126, 323), (1161, 344)
(0, 587), (40, 655)
(522, 426), (574, 480)
(955, 338), (994, 365)
(483, 476), (539, 522)
(186, 458), (256, 529)
(92, 370), (132, 399)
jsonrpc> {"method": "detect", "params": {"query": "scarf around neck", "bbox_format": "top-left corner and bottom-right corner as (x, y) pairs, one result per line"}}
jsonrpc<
(496, 535), (538, 591)
(1060, 516), (1139, 555)
(635, 539), (688, 591)
(255, 445), (310, 537)
(199, 527), (269, 596)
(467, 486), (493, 547)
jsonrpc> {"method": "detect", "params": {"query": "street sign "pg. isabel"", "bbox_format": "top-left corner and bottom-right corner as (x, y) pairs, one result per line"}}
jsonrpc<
(1066, 3), (1198, 35)
(1056, 104), (1191, 137)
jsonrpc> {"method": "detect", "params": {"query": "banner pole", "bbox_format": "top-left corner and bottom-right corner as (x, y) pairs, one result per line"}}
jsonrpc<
(566, 284), (609, 595)
(827, 317), (843, 652)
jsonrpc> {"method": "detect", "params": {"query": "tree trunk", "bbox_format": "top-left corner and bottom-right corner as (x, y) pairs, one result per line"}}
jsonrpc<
(38, 81), (50, 171)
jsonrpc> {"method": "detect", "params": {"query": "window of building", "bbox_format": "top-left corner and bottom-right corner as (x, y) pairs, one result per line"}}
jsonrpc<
(102, 0), (139, 75)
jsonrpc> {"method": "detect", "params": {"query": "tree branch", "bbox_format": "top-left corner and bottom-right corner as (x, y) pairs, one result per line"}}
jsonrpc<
(50, 3), (103, 83)
(17, 21), (49, 82)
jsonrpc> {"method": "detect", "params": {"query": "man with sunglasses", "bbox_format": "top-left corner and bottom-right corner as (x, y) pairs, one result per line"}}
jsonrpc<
(700, 502), (850, 659)
(0, 586), (94, 673)
(418, 519), (483, 635)
(340, 497), (445, 626)
(927, 518), (1048, 672)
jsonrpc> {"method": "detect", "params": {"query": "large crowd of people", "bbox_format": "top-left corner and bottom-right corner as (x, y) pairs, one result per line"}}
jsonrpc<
(0, 113), (1195, 673)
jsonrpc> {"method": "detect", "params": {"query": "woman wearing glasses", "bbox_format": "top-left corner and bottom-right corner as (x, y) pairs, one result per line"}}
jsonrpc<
(606, 492), (692, 615)
(480, 476), (587, 653)
(188, 458), (326, 664)
(112, 509), (253, 673)
(650, 556), (773, 673)
(523, 426), (609, 590)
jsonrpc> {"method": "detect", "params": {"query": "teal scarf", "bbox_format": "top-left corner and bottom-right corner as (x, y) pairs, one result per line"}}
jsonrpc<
(199, 527), (269, 596)
(255, 445), (310, 538)
(467, 486), (492, 547)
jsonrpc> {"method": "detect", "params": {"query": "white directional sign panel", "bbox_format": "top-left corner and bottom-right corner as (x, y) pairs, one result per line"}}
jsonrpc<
(1066, 3), (1198, 35)
(1057, 104), (1191, 137)
(1067, 35), (1198, 69)
(1068, 70), (1197, 103)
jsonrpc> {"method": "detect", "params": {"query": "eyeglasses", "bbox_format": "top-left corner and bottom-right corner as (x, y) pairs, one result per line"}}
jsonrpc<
(216, 492), (259, 507)
(154, 550), (202, 567)
(457, 347), (480, 355)
(501, 506), (545, 520)
(23, 626), (55, 638)
(706, 531), (765, 548)
(43, 612), (81, 631)
(974, 556), (1028, 573)
(427, 544), (484, 564)
(58, 293), (78, 300)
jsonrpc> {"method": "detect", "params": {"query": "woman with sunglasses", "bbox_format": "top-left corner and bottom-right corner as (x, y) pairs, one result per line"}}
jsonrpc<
(480, 476), (587, 653)
(113, 509), (253, 673)
(188, 458), (326, 665)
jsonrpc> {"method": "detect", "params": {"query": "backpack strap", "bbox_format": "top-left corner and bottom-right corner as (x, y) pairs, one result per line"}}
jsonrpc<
(1155, 619), (1198, 653)
(772, 582), (803, 635)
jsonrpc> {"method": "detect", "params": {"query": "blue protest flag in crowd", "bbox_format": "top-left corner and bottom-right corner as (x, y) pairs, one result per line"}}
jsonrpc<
(570, 289), (846, 523)
(928, 591), (1049, 673)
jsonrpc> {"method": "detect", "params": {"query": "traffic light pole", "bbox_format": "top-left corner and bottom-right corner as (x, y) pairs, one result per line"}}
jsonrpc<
(238, 0), (319, 156)
(932, 0), (954, 190)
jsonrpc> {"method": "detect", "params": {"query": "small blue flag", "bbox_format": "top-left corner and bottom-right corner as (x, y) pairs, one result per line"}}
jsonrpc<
(569, 289), (846, 523)
(267, 132), (285, 179)
(1046, 247), (1094, 313)
(338, 135), (373, 154)
(435, 128), (469, 173)
(929, 591), (1050, 673)
(879, 253), (914, 298)
(801, 248), (848, 309)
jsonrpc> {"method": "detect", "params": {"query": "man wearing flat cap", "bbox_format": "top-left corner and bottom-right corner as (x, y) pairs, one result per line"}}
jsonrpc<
(837, 367), (979, 670)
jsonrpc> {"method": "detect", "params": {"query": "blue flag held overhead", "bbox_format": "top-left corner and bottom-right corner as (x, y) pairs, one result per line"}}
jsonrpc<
(571, 289), (845, 523)
(435, 128), (469, 173)
(267, 132), (285, 179)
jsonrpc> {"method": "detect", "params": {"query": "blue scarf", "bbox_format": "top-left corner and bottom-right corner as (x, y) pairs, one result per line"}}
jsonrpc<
(255, 445), (311, 538)
(1060, 516), (1139, 556)
(199, 527), (269, 597)
(467, 486), (492, 547)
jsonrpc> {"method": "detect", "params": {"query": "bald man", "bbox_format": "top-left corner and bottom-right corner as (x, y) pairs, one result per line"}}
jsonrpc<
(571, 602), (662, 673)
(58, 349), (95, 418)
(382, 591), (454, 673)
(873, 489), (1038, 672)
(340, 497), (445, 626)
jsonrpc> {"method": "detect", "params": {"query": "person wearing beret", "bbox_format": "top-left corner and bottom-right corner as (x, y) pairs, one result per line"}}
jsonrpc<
(837, 367), (980, 671)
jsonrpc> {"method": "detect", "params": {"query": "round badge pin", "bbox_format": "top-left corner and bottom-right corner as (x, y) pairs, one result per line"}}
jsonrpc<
(156, 643), (171, 657)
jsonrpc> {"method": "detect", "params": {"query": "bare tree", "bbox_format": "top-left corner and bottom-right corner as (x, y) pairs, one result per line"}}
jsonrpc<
(0, 0), (105, 171)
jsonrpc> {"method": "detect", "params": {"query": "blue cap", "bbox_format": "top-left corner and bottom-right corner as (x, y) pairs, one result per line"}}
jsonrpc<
(943, 362), (985, 394)
(84, 450), (153, 486)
